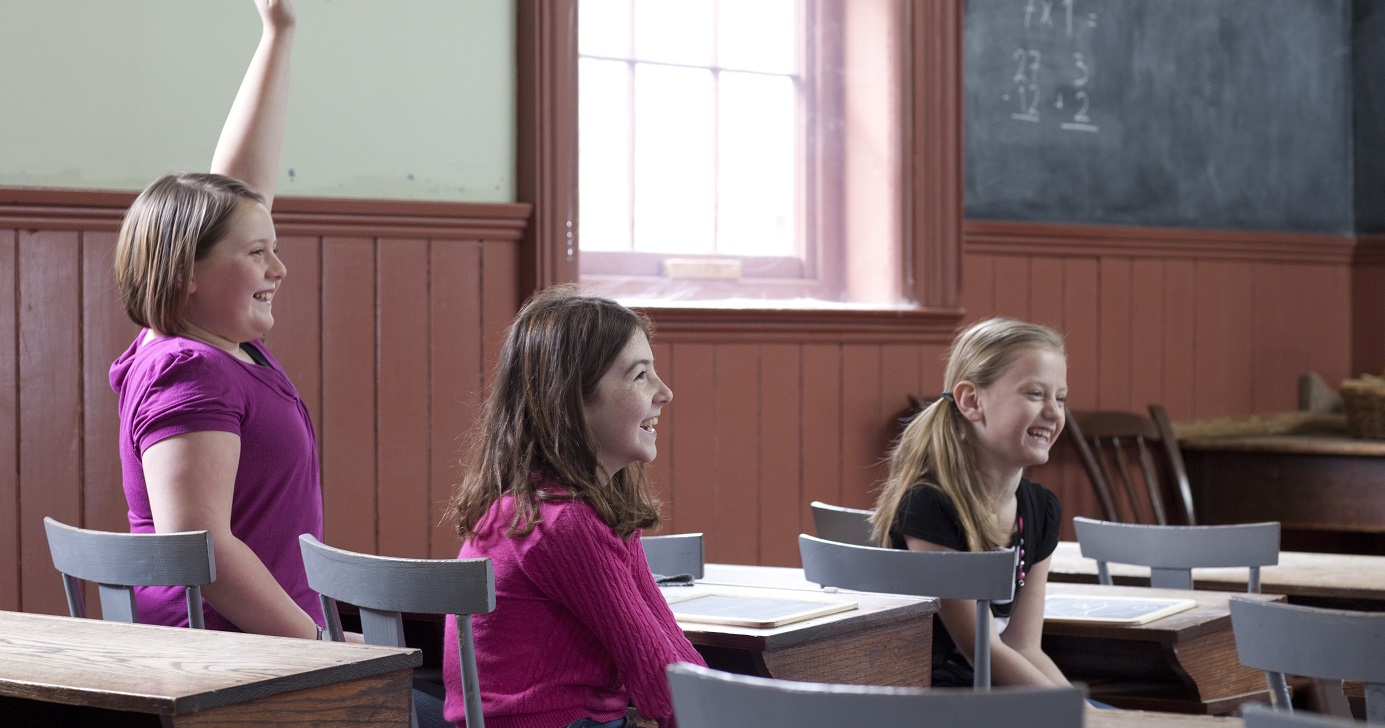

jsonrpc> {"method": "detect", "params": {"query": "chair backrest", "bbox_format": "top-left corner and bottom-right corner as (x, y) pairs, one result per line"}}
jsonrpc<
(798, 534), (1016, 689)
(643, 532), (705, 579)
(1065, 404), (1196, 525)
(1242, 704), (1367, 728)
(43, 516), (216, 628)
(810, 501), (875, 547)
(667, 662), (1085, 727)
(1231, 597), (1385, 723)
(1073, 516), (1280, 591)
(299, 534), (495, 728)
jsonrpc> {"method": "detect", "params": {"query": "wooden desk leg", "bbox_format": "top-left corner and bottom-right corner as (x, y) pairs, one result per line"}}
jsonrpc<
(758, 618), (932, 687)
(170, 668), (414, 727)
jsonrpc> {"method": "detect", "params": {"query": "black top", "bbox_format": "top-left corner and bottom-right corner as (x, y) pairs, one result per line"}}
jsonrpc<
(889, 478), (1061, 686)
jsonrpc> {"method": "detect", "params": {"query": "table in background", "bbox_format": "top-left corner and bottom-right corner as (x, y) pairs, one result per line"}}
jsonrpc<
(1049, 540), (1385, 610)
(1181, 433), (1385, 553)
(669, 568), (938, 687)
(0, 610), (419, 727)
(704, 564), (1276, 715)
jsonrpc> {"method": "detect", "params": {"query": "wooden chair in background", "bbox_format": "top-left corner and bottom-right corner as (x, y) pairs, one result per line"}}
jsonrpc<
(667, 662), (1085, 728)
(1073, 516), (1280, 591)
(643, 532), (705, 579)
(798, 534), (1016, 689)
(1065, 405), (1197, 525)
(43, 516), (216, 628)
(809, 501), (875, 547)
(1231, 597), (1385, 723)
(299, 534), (495, 728)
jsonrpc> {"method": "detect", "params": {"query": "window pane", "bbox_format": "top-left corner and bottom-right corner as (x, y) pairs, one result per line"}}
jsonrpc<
(719, 0), (797, 73)
(633, 0), (713, 66)
(578, 0), (631, 58)
(719, 72), (796, 256)
(579, 58), (633, 252)
(633, 64), (714, 255)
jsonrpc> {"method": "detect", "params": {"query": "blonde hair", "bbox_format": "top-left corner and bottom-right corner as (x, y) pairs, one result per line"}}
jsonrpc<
(114, 173), (264, 335)
(869, 318), (1065, 552)
(449, 284), (662, 541)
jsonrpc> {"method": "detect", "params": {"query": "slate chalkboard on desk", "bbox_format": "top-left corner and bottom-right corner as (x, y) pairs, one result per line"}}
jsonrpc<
(964, 0), (1353, 233)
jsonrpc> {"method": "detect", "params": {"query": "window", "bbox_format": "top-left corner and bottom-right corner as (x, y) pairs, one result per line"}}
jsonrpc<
(576, 0), (908, 307)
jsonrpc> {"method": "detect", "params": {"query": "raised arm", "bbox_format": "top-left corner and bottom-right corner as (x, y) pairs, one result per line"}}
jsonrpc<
(210, 0), (296, 210)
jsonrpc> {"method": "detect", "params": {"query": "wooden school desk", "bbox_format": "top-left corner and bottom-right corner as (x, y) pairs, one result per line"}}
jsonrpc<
(1085, 709), (1244, 727)
(0, 610), (420, 727)
(1181, 433), (1385, 553)
(1049, 540), (1385, 610)
(702, 564), (1277, 715)
(666, 569), (939, 687)
(1044, 583), (1280, 715)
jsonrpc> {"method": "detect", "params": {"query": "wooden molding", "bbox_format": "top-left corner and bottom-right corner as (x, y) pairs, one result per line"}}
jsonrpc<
(1355, 234), (1385, 266)
(965, 219), (1357, 264)
(637, 305), (966, 344)
(0, 186), (532, 241)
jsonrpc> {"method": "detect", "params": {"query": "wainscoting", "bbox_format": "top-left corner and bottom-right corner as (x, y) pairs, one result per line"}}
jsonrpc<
(0, 187), (1364, 614)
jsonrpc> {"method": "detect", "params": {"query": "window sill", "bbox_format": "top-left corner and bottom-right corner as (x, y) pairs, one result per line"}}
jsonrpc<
(632, 304), (966, 344)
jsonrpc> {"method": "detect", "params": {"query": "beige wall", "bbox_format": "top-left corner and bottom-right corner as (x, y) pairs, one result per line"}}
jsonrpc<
(0, 0), (516, 202)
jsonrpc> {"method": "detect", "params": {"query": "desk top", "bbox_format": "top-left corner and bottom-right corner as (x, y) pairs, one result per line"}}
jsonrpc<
(1085, 708), (1242, 727)
(1049, 541), (1385, 605)
(0, 610), (420, 717)
(1179, 433), (1385, 456)
(1043, 582), (1279, 641)
(663, 571), (937, 651)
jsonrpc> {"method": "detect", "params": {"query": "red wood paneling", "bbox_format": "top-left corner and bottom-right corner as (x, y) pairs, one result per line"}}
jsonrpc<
(714, 344), (761, 562)
(647, 339), (675, 535)
(18, 230), (83, 615)
(321, 237), (379, 554)
(430, 240), (484, 558)
(267, 234), (323, 439)
(1160, 259), (1198, 420)
(81, 231), (138, 534)
(759, 343), (802, 566)
(1128, 258), (1165, 412)
(800, 344), (843, 517)
(1096, 257), (1133, 410)
(0, 229), (17, 611)
(377, 238), (432, 558)
(668, 344), (718, 554)
(1193, 260), (1257, 418)
(839, 346), (885, 508)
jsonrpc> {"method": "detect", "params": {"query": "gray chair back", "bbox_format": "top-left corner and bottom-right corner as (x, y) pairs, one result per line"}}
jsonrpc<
(299, 534), (495, 728)
(1231, 597), (1385, 723)
(798, 534), (1016, 689)
(1073, 516), (1280, 591)
(809, 501), (875, 547)
(1242, 704), (1366, 728)
(43, 516), (216, 628)
(643, 532), (705, 579)
(667, 662), (1085, 727)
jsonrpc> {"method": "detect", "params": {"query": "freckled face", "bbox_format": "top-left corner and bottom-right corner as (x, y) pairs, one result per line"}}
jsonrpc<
(969, 346), (1068, 473)
(584, 331), (673, 479)
(184, 199), (285, 345)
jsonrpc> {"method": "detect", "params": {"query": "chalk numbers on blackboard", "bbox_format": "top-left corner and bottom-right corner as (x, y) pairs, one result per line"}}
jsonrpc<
(1004, 0), (1100, 133)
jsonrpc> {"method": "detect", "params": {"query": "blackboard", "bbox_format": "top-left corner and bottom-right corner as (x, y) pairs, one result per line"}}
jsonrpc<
(964, 0), (1355, 233)
(1354, 0), (1385, 234)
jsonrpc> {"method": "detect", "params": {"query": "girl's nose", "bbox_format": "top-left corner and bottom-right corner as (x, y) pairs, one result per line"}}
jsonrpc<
(269, 250), (287, 279)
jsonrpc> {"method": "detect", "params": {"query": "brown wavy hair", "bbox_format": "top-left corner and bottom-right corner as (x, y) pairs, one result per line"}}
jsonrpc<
(113, 173), (264, 335)
(869, 318), (1065, 552)
(449, 284), (663, 541)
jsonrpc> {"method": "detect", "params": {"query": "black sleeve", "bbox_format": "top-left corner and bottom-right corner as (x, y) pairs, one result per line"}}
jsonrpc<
(1019, 478), (1062, 563)
(892, 483), (968, 551)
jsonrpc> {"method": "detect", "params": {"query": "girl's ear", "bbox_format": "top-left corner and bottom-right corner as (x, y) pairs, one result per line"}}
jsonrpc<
(953, 381), (984, 422)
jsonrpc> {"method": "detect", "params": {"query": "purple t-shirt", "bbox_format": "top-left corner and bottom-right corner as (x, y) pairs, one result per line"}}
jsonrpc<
(109, 332), (324, 631)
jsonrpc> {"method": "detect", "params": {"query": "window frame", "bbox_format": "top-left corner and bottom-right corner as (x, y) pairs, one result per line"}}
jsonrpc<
(517, 0), (963, 333)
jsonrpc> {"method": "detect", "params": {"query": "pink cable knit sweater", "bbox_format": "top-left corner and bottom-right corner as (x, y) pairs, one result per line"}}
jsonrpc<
(443, 489), (705, 728)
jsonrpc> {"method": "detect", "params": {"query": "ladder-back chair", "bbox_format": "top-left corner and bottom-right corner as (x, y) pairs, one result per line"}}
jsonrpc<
(1066, 405), (1197, 525)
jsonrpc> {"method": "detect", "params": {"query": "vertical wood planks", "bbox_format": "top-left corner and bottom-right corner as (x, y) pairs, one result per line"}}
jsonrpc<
(0, 229), (17, 611)
(377, 238), (431, 558)
(758, 343), (801, 566)
(321, 237), (378, 554)
(800, 344), (843, 522)
(18, 230), (82, 615)
(80, 231), (137, 534)
(429, 240), (483, 558)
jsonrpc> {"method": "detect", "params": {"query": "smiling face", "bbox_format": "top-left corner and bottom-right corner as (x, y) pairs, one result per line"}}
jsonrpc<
(183, 199), (285, 350)
(583, 331), (673, 480)
(963, 345), (1068, 475)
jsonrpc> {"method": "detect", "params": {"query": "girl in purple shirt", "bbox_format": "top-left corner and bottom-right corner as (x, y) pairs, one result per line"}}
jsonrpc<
(108, 0), (331, 642)
(445, 286), (705, 728)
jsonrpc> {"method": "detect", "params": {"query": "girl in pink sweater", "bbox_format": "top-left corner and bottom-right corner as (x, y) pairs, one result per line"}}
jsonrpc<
(443, 285), (705, 728)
